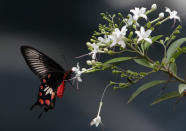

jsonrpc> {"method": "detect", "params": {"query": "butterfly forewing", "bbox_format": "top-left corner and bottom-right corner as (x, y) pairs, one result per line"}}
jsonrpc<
(21, 46), (65, 79)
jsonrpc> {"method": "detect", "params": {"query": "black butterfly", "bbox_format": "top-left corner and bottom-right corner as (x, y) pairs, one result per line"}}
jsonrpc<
(21, 46), (72, 118)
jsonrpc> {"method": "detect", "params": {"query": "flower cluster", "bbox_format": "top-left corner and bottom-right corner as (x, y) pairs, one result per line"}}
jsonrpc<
(71, 4), (180, 82)
(70, 3), (182, 128)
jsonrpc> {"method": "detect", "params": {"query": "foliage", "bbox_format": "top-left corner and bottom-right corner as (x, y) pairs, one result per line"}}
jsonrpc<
(71, 4), (186, 127)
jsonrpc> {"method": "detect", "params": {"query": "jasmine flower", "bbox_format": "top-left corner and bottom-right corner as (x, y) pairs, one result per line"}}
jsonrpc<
(72, 63), (83, 82)
(165, 7), (180, 22)
(90, 102), (103, 127)
(109, 26), (127, 48)
(125, 14), (139, 27)
(90, 84), (110, 128)
(98, 35), (110, 44)
(130, 7), (147, 21)
(88, 43), (104, 60)
(135, 26), (152, 43)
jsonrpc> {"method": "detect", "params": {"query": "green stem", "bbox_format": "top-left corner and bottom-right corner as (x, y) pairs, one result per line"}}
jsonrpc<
(126, 42), (186, 84)
(160, 68), (186, 84)
(163, 44), (167, 58)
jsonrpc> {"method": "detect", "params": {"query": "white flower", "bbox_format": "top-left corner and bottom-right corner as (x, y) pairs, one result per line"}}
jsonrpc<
(125, 14), (139, 27)
(135, 26), (152, 43)
(90, 102), (103, 127)
(151, 4), (157, 11)
(125, 14), (133, 26)
(165, 7), (180, 22)
(109, 26), (127, 48)
(89, 43), (103, 60)
(72, 63), (83, 82)
(98, 35), (110, 44)
(90, 115), (102, 127)
(159, 12), (164, 19)
(130, 7), (147, 21)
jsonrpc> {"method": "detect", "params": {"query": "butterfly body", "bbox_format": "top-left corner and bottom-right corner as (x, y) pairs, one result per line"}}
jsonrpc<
(21, 46), (72, 118)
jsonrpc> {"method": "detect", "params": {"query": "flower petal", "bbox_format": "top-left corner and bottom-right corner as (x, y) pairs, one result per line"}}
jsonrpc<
(144, 38), (152, 44)
(118, 40), (126, 48)
(135, 30), (142, 38)
(72, 67), (77, 72)
(140, 26), (145, 33)
(137, 37), (143, 43)
(165, 7), (171, 13)
(141, 14), (147, 20)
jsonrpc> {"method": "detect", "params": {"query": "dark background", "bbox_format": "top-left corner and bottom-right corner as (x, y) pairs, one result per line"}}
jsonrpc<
(1, 0), (186, 131)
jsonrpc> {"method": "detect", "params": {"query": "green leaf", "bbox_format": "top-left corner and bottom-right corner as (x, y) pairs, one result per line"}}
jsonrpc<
(128, 80), (167, 103)
(167, 38), (186, 61)
(141, 42), (145, 53)
(169, 62), (177, 75)
(178, 84), (186, 94)
(133, 59), (154, 68)
(152, 35), (163, 43)
(104, 57), (133, 64)
(150, 91), (181, 105)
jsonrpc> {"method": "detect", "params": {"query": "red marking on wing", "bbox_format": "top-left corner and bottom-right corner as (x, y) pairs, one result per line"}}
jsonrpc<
(57, 81), (65, 98)
(43, 79), (46, 83)
(39, 99), (44, 105)
(45, 100), (50, 106)
(40, 85), (44, 89)
(48, 74), (51, 78)
(39, 92), (42, 96)
(51, 92), (55, 100)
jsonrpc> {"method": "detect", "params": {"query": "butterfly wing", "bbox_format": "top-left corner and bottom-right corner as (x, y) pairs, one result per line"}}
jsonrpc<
(21, 45), (65, 79)
(21, 46), (68, 118)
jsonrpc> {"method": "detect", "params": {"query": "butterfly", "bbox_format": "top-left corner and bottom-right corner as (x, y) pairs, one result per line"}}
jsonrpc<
(21, 46), (72, 118)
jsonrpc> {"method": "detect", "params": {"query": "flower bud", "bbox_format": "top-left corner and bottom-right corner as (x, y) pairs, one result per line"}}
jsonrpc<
(160, 40), (164, 44)
(151, 4), (157, 10)
(90, 39), (96, 43)
(86, 60), (92, 65)
(159, 12), (164, 19)
(82, 68), (87, 72)
(174, 30), (180, 34)
(177, 25), (182, 30)
(104, 48), (108, 52)
(128, 31), (133, 39)
(91, 60), (96, 64)
(170, 58), (175, 63)
(86, 42), (91, 47)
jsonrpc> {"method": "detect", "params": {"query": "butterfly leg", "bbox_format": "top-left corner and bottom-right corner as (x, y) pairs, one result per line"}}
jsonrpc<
(38, 107), (49, 119)
(30, 101), (39, 110)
